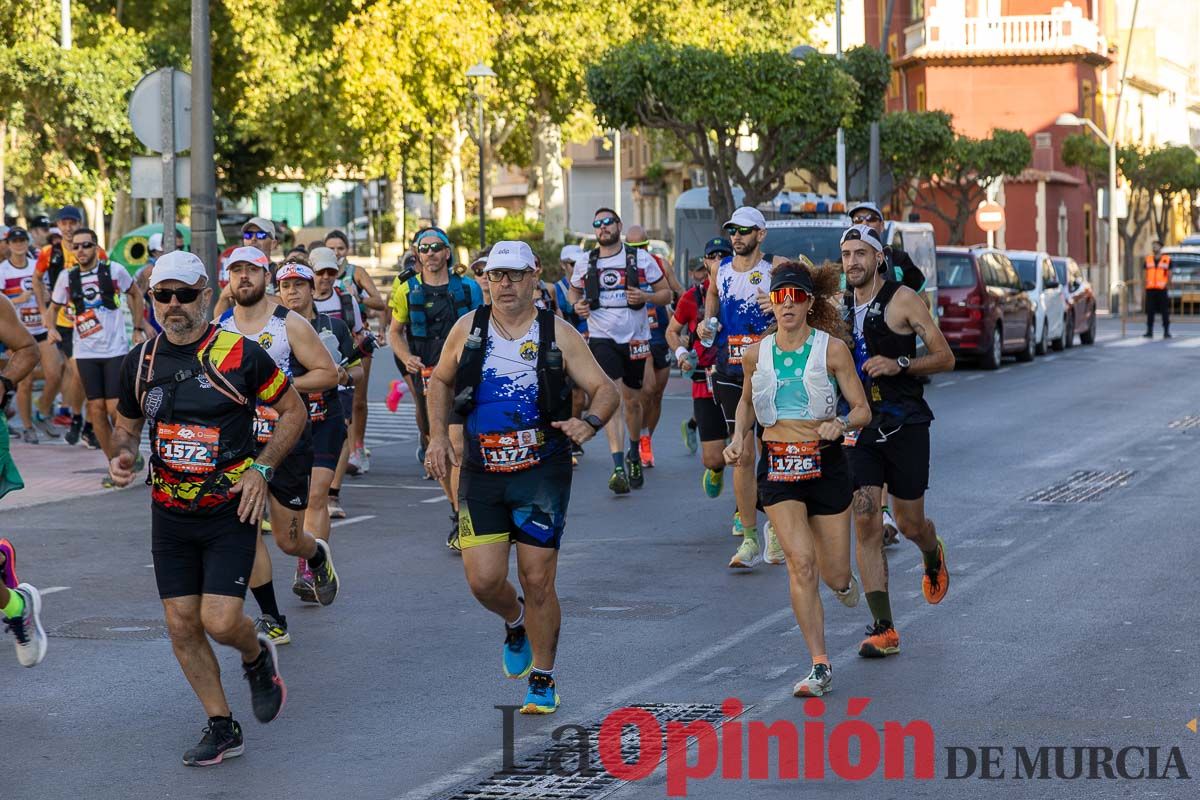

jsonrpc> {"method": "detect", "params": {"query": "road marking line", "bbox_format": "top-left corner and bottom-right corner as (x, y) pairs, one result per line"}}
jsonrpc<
(938, 380), (958, 387)
(420, 495), (448, 504)
(331, 515), (376, 528)
(956, 538), (1015, 548)
(763, 663), (800, 682)
(40, 586), (70, 595)
(1105, 338), (1150, 348)
(1167, 337), (1200, 348)
(340, 483), (441, 490)
(964, 374), (984, 381)
(996, 367), (1011, 374)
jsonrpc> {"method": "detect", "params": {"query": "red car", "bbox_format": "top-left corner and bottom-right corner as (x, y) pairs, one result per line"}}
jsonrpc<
(1050, 257), (1097, 346)
(936, 246), (1035, 369)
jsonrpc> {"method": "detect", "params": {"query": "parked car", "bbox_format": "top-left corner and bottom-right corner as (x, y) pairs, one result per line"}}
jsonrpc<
(1007, 250), (1067, 354)
(1181, 234), (1200, 247)
(936, 247), (1035, 369)
(1050, 257), (1097, 346)
(1163, 246), (1200, 313)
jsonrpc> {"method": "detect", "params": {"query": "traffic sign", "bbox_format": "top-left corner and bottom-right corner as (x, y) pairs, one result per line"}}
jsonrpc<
(975, 201), (1005, 232)
(128, 68), (192, 154)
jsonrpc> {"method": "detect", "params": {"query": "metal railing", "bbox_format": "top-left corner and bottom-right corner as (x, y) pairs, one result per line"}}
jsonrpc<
(918, 2), (1103, 55)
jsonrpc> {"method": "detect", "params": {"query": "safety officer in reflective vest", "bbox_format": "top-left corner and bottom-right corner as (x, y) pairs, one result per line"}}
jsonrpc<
(1144, 240), (1171, 339)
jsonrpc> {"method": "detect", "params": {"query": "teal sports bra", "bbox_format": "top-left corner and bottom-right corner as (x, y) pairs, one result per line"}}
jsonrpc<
(773, 332), (837, 420)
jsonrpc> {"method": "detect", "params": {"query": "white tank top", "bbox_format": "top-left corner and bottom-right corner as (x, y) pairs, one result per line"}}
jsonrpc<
(220, 305), (293, 376)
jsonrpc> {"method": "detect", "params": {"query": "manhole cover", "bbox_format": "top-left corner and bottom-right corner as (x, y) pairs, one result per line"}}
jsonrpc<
(50, 616), (169, 641)
(439, 702), (742, 800)
(1169, 415), (1200, 430)
(1024, 470), (1134, 503)
(559, 600), (697, 621)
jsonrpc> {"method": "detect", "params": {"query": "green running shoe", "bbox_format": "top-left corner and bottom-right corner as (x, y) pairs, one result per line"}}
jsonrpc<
(702, 468), (724, 499)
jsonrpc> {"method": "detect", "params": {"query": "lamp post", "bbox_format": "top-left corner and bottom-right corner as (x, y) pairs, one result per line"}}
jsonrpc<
(1056, 112), (1117, 313)
(467, 62), (496, 250)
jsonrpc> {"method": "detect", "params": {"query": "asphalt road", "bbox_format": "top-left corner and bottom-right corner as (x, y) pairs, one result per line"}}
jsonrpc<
(4, 319), (1200, 799)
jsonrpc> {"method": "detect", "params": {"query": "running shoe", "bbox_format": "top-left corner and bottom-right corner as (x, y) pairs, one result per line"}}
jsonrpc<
(328, 497), (347, 519)
(503, 623), (533, 679)
(243, 633), (286, 723)
(133, 452), (145, 472)
(728, 537), (761, 569)
(347, 447), (362, 476)
(101, 475), (116, 489)
(6, 584), (47, 667)
(309, 540), (339, 606)
(521, 672), (560, 714)
(21, 427), (38, 445)
(416, 444), (426, 467)
(833, 574), (861, 608)
(702, 468), (724, 499)
(639, 435), (654, 468)
(922, 536), (949, 605)
(0, 538), (19, 589)
(882, 505), (900, 547)
(347, 446), (369, 475)
(571, 442), (584, 458)
(33, 413), (61, 439)
(83, 426), (100, 450)
(627, 459), (644, 489)
(608, 468), (630, 495)
(731, 511), (744, 537)
(763, 521), (786, 565)
(64, 417), (82, 445)
(52, 413), (72, 428)
(182, 718), (244, 767)
(359, 446), (371, 474)
(447, 513), (462, 554)
(792, 663), (832, 697)
(254, 613), (292, 645)
(681, 419), (699, 455)
(858, 622), (900, 658)
(292, 557), (316, 604)
(260, 518), (272, 534)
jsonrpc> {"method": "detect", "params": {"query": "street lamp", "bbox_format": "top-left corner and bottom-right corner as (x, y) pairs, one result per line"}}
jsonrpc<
(1056, 112), (1118, 309)
(467, 62), (496, 250)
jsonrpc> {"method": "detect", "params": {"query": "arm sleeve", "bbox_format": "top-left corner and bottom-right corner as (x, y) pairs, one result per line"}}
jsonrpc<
(116, 347), (145, 419)
(245, 340), (292, 405)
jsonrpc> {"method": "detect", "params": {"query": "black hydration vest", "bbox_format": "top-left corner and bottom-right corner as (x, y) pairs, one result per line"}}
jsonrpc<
(69, 261), (119, 317)
(584, 245), (644, 310)
(452, 306), (572, 428)
(844, 280), (933, 427)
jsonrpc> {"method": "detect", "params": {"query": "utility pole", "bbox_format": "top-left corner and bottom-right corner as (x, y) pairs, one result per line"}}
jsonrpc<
(869, 0), (898, 207)
(613, 130), (622, 219)
(61, 0), (72, 49)
(834, 0), (846, 207)
(190, 0), (218, 286)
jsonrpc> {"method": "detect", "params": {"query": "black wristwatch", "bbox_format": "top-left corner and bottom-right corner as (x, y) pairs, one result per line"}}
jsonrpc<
(582, 413), (604, 433)
(897, 356), (912, 374)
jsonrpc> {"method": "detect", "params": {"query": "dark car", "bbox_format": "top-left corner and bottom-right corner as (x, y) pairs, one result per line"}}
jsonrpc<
(1050, 257), (1097, 346)
(1163, 247), (1200, 314)
(936, 247), (1035, 369)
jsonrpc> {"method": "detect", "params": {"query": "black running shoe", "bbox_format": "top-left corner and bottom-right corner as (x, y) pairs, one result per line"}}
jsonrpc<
(82, 426), (100, 450)
(182, 718), (244, 767)
(64, 417), (82, 446)
(627, 459), (644, 489)
(243, 634), (286, 723)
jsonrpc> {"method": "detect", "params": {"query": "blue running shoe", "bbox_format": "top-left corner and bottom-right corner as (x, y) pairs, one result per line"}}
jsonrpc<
(503, 624), (533, 679)
(681, 419), (699, 455)
(521, 671), (560, 714)
(702, 468), (724, 499)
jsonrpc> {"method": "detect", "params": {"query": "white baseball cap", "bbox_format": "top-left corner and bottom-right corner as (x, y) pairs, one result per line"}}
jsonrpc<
(559, 244), (584, 262)
(276, 262), (315, 284)
(241, 217), (276, 239)
(309, 247), (339, 273)
(724, 206), (766, 230)
(484, 240), (537, 272)
(148, 233), (163, 252)
(840, 224), (884, 253)
(847, 201), (883, 220)
(149, 250), (208, 287)
(225, 245), (271, 270)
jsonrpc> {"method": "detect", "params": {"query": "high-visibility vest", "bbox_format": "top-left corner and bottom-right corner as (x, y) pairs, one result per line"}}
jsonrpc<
(1145, 254), (1170, 290)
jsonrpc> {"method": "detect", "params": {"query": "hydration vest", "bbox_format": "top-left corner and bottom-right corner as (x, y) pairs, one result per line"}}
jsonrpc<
(335, 287), (356, 323)
(843, 280), (932, 426)
(1145, 254), (1170, 290)
(452, 306), (572, 427)
(69, 261), (119, 316)
(407, 274), (474, 339)
(584, 245), (644, 310)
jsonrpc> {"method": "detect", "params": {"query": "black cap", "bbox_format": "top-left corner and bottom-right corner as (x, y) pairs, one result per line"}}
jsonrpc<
(5, 227), (29, 241)
(29, 215), (51, 230)
(769, 263), (815, 293)
(704, 237), (732, 257)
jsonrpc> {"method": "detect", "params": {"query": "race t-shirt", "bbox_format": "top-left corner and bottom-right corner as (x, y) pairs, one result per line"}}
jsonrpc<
(714, 257), (774, 378)
(304, 312), (359, 419)
(37, 243), (108, 327)
(51, 263), (134, 359)
(314, 290), (364, 333)
(672, 281), (716, 400)
(570, 247), (662, 344)
(0, 258), (47, 335)
(117, 325), (291, 515)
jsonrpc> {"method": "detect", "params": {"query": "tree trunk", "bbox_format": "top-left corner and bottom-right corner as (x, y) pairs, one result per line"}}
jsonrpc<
(449, 120), (467, 225)
(109, 186), (134, 245)
(0, 119), (6, 225)
(525, 123), (543, 225)
(436, 165), (454, 230)
(538, 116), (567, 243)
(388, 167), (405, 243)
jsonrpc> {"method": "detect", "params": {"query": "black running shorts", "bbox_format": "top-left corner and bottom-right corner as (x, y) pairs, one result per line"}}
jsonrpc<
(56, 325), (73, 357)
(152, 505), (257, 599)
(649, 340), (670, 371)
(845, 422), (930, 501)
(269, 446), (312, 511)
(311, 409), (347, 472)
(756, 440), (852, 516)
(458, 459), (572, 550)
(694, 394), (730, 442)
(77, 354), (125, 401)
(588, 337), (644, 390)
(712, 372), (744, 427)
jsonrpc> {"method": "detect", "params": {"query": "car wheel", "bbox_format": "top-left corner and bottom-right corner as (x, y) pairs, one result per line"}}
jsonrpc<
(1035, 319), (1048, 355)
(982, 325), (1002, 370)
(1064, 314), (1075, 349)
(1016, 321), (1036, 362)
(1080, 307), (1096, 345)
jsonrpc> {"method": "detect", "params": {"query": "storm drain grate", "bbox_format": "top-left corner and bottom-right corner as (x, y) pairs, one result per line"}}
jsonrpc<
(49, 616), (169, 641)
(440, 702), (737, 800)
(1024, 470), (1134, 504)
(1169, 416), (1200, 430)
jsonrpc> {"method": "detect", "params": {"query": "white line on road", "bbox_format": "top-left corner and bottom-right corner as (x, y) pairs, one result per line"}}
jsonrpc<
(419, 495), (448, 504)
(964, 374), (985, 381)
(1105, 337), (1150, 348)
(339, 483), (442, 490)
(331, 515), (376, 528)
(996, 367), (1011, 374)
(1167, 337), (1200, 348)
(40, 586), (70, 595)
(938, 380), (958, 387)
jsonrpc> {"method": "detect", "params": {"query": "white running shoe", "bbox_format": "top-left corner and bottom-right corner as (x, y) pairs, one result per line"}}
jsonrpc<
(833, 574), (861, 608)
(729, 537), (761, 569)
(882, 506), (901, 546)
(6, 584), (47, 667)
(763, 522), (786, 565)
(793, 663), (832, 697)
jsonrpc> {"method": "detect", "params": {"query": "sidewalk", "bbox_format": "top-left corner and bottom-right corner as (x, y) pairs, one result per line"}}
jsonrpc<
(1, 435), (137, 510)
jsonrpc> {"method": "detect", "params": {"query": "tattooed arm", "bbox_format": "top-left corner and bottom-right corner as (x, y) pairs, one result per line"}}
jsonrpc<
(862, 286), (955, 378)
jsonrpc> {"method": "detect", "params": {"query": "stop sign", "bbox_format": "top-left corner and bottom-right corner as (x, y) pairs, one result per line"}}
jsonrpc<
(976, 201), (1005, 232)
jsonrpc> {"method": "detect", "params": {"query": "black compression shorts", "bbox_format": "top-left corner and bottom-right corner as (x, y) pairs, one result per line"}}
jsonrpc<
(845, 422), (930, 500)
(458, 459), (572, 550)
(152, 505), (257, 599)
(756, 440), (852, 516)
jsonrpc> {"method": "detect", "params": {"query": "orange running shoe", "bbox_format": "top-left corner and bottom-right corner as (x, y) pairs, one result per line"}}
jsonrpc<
(858, 622), (900, 658)
(639, 435), (654, 467)
(922, 536), (949, 604)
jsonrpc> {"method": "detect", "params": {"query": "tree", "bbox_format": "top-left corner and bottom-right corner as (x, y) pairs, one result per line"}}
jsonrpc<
(1142, 145), (1200, 243)
(586, 38), (858, 224)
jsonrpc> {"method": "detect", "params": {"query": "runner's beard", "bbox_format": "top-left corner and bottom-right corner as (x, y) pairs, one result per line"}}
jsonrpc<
(597, 229), (620, 247)
(732, 238), (758, 256)
(234, 282), (267, 306)
(162, 306), (207, 338)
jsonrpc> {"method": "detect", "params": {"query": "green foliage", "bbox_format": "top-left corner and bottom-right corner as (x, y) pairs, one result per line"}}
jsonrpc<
(880, 111), (956, 190)
(805, 47), (893, 185)
(1061, 133), (1108, 189)
(447, 216), (545, 254)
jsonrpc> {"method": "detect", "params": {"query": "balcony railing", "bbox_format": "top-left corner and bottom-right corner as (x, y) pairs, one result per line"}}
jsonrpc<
(906, 1), (1104, 57)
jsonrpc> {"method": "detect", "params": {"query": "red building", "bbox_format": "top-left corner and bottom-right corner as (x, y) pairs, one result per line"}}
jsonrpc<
(866, 0), (1114, 268)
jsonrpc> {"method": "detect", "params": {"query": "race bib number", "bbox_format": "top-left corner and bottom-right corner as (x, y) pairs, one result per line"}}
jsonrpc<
(156, 423), (220, 474)
(254, 404), (279, 445)
(766, 440), (821, 482)
(19, 306), (42, 329)
(629, 339), (650, 360)
(307, 392), (327, 423)
(480, 429), (541, 473)
(727, 333), (762, 366)
(75, 309), (103, 339)
(420, 366), (434, 391)
(842, 429), (860, 448)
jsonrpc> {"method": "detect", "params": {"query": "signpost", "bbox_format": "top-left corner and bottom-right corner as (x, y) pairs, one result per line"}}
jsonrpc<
(129, 68), (191, 255)
(976, 200), (1005, 248)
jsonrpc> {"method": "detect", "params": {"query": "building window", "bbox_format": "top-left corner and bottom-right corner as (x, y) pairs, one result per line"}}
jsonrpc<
(915, 83), (926, 111)
(877, 0), (886, 44)
(888, 35), (900, 99)
(1083, 204), (1094, 264)
(1082, 79), (1094, 122)
(911, 0), (925, 21)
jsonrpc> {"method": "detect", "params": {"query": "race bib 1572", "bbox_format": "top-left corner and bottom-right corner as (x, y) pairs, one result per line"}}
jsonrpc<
(156, 423), (220, 474)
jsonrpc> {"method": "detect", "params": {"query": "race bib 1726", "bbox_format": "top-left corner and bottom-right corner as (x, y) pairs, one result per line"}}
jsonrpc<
(766, 440), (821, 482)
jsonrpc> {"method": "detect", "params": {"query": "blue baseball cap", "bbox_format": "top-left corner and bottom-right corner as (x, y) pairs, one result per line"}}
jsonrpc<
(56, 205), (83, 222)
(703, 237), (732, 257)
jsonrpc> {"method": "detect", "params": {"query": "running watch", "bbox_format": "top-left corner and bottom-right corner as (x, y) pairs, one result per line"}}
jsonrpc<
(582, 413), (604, 433)
(896, 356), (912, 373)
(249, 462), (275, 482)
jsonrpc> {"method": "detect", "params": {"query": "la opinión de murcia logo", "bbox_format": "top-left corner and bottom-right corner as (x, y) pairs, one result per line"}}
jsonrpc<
(496, 698), (1191, 796)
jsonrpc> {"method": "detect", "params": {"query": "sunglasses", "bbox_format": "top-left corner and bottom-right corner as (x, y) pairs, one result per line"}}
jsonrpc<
(703, 252), (730, 260)
(151, 287), (203, 304)
(485, 269), (529, 283)
(592, 216), (619, 228)
(71, 241), (97, 250)
(242, 231), (271, 240)
(851, 213), (881, 224)
(769, 286), (810, 305)
(723, 225), (758, 236)
(417, 242), (448, 254)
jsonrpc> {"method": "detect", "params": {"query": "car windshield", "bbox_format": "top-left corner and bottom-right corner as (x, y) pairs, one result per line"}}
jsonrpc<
(761, 225), (847, 267)
(936, 254), (975, 288)
(1011, 257), (1037, 286)
(1170, 253), (1200, 278)
(1050, 260), (1068, 284)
